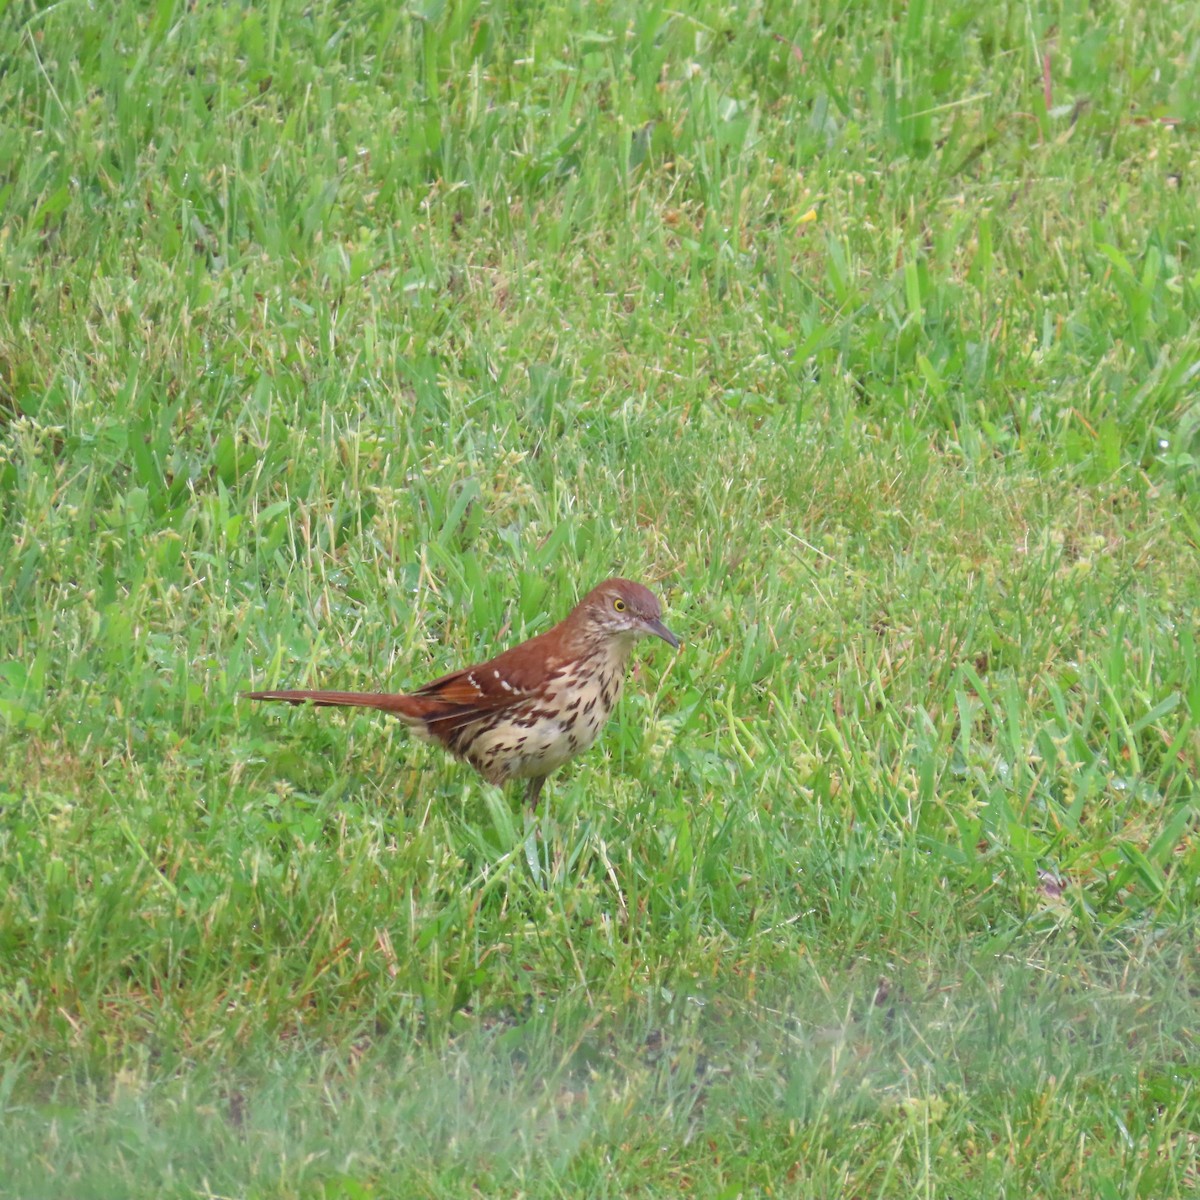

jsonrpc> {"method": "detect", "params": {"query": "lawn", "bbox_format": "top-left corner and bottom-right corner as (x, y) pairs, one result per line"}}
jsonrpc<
(1, 0), (1198, 1195)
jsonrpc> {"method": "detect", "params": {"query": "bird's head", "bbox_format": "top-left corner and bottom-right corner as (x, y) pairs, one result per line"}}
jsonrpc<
(574, 578), (680, 650)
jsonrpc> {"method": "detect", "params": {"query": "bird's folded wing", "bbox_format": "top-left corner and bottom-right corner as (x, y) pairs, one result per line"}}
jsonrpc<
(411, 637), (564, 726)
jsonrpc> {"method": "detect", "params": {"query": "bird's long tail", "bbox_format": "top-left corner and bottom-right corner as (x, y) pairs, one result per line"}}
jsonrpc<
(243, 689), (421, 718)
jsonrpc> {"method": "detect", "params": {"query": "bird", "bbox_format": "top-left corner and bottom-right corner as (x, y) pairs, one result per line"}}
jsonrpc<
(244, 577), (680, 806)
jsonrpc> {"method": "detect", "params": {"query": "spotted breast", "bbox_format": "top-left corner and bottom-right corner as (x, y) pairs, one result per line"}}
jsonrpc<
(459, 640), (630, 787)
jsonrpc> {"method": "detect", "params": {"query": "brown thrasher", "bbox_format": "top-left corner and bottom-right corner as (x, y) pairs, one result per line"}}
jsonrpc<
(245, 578), (680, 805)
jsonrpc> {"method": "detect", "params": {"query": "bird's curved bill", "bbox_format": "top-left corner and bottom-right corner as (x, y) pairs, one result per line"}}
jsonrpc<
(646, 618), (680, 649)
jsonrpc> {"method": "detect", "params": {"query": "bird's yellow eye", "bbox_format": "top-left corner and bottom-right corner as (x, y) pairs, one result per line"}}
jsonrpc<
(613, 598), (626, 612)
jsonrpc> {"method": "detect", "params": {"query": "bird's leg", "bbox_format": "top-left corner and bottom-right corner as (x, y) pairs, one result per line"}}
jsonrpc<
(524, 774), (548, 808)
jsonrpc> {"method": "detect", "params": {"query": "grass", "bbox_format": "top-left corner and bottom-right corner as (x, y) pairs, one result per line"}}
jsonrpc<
(1, 0), (1199, 1194)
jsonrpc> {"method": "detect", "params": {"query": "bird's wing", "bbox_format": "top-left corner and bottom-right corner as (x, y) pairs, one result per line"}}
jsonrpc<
(409, 633), (565, 728)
